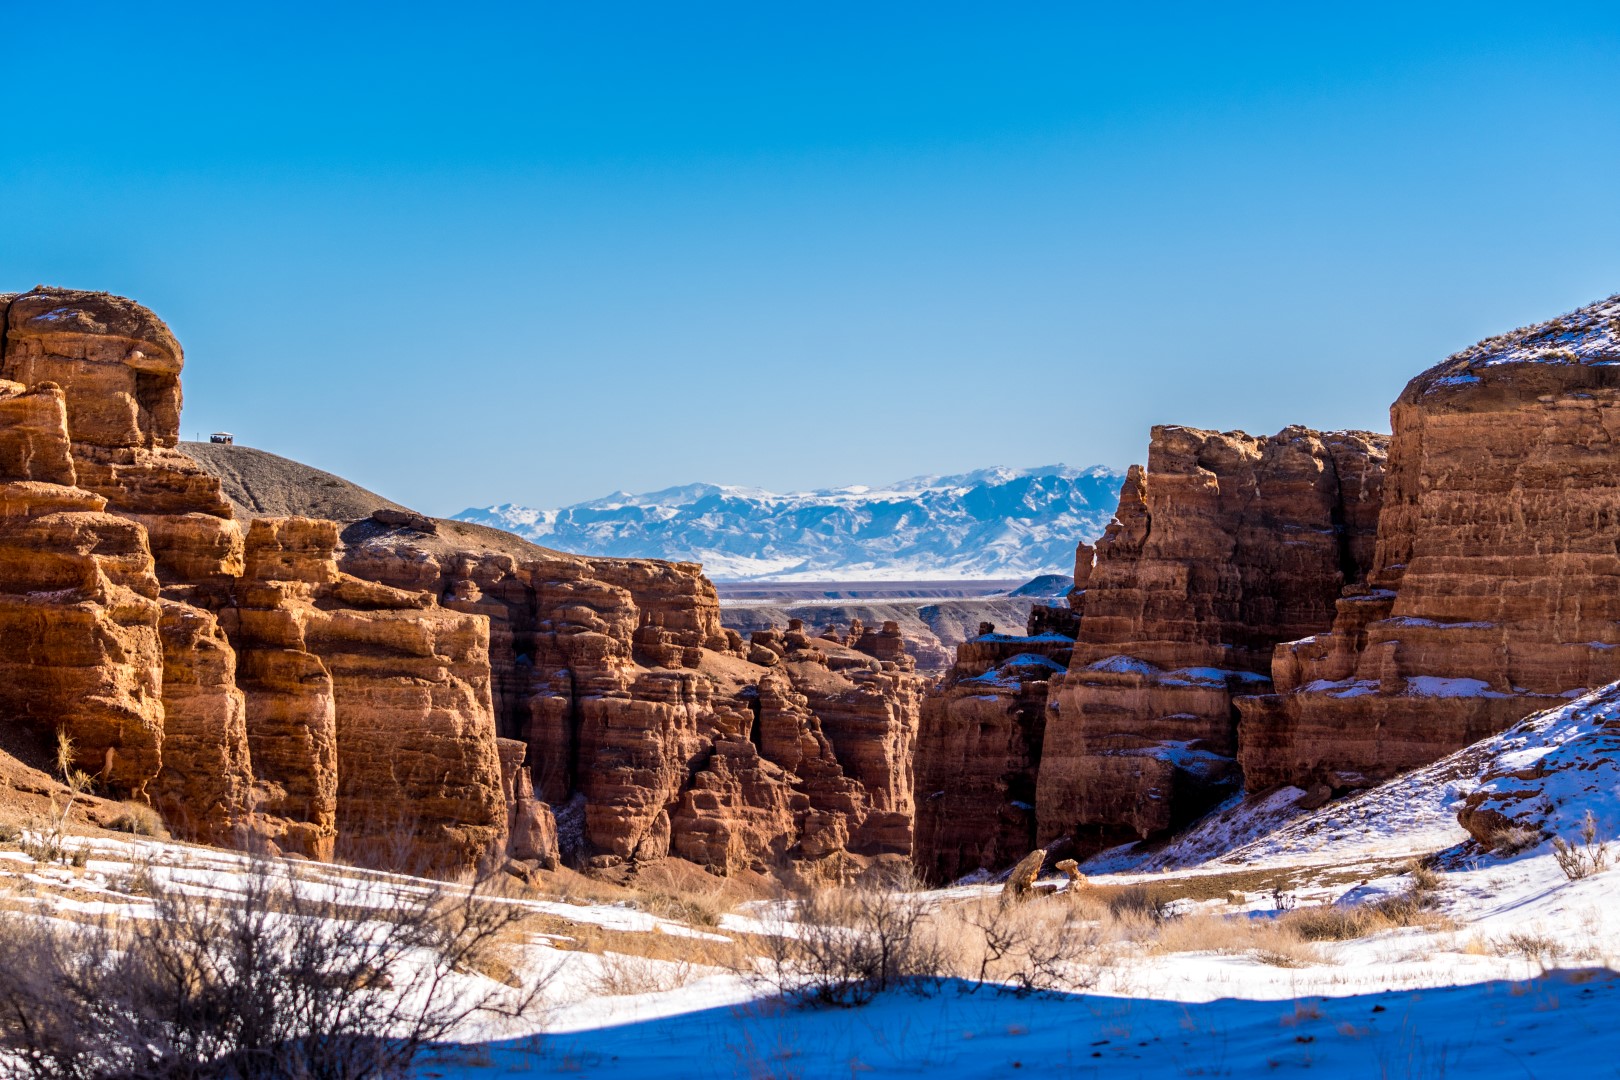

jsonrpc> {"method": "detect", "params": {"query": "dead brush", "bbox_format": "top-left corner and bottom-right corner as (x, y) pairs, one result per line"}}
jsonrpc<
(1279, 859), (1447, 942)
(0, 854), (555, 1079)
(1492, 930), (1562, 971)
(1489, 824), (1543, 857)
(590, 952), (700, 997)
(935, 893), (1110, 995)
(1148, 910), (1323, 968)
(629, 881), (735, 928)
(749, 868), (943, 1007)
(105, 801), (168, 840)
(1552, 809), (1611, 881)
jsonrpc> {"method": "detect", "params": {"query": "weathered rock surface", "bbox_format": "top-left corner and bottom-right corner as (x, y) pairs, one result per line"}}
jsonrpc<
(0, 289), (511, 875)
(498, 737), (560, 868)
(338, 528), (927, 876)
(151, 598), (253, 845)
(912, 626), (1072, 883)
(225, 516), (506, 872)
(1240, 296), (1620, 795)
(0, 378), (166, 793)
(4, 289), (243, 586)
(1037, 424), (1388, 855)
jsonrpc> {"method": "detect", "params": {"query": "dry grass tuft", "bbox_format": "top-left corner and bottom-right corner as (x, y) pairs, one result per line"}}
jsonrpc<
(1283, 862), (1448, 942)
(105, 801), (168, 839)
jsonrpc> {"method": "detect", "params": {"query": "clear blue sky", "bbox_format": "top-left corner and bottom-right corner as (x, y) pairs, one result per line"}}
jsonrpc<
(5, 3), (1619, 515)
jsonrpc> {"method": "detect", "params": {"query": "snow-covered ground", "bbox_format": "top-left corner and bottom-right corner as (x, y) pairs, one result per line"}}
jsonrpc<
(6, 828), (1616, 1078)
(427, 844), (1620, 1079)
(10, 687), (1620, 1078)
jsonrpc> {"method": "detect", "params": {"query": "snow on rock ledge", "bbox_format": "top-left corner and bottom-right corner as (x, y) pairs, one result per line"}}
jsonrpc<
(1457, 680), (1620, 847)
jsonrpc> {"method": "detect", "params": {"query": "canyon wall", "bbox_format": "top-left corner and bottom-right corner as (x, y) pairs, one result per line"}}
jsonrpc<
(0, 290), (509, 874)
(0, 287), (933, 881)
(1239, 295), (1620, 796)
(342, 527), (929, 877)
(1033, 425), (1388, 857)
(912, 622), (1073, 883)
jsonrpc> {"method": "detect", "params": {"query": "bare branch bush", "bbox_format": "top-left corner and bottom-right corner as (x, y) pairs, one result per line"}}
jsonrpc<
(0, 854), (552, 1079)
(20, 730), (97, 867)
(749, 870), (943, 1007)
(937, 893), (1108, 995)
(1551, 809), (1610, 881)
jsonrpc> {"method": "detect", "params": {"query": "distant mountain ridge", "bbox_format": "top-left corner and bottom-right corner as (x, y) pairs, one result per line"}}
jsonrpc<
(454, 464), (1125, 581)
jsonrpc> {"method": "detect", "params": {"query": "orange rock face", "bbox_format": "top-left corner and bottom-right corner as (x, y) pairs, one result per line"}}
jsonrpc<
(1239, 295), (1620, 794)
(912, 627), (1072, 883)
(0, 289), (512, 875)
(4, 289), (243, 586)
(151, 598), (253, 845)
(0, 285), (995, 882)
(340, 532), (927, 876)
(224, 517), (506, 873)
(1035, 425), (1388, 855)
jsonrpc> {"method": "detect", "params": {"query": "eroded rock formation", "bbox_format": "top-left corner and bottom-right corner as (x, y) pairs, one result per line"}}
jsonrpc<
(912, 623), (1072, 883)
(1035, 424), (1388, 856)
(0, 377), (166, 793)
(1240, 296), (1620, 794)
(340, 532), (928, 876)
(0, 288), (511, 874)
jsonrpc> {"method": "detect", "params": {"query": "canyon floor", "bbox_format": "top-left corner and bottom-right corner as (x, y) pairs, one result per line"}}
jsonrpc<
(4, 737), (1615, 1080)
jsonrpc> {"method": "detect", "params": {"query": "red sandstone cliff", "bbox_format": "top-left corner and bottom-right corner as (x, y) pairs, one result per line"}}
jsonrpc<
(0, 289), (509, 874)
(1239, 295), (1620, 796)
(1035, 425), (1388, 856)
(341, 524), (928, 877)
(912, 621), (1072, 883)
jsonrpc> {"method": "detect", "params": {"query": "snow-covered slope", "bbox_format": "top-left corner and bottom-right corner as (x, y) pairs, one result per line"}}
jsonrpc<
(455, 465), (1124, 581)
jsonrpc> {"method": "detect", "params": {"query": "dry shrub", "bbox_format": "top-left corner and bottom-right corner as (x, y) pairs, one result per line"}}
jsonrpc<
(1492, 930), (1562, 970)
(0, 855), (553, 1079)
(1096, 883), (1171, 924)
(1489, 824), (1543, 857)
(1150, 910), (1322, 968)
(106, 801), (169, 839)
(1279, 860), (1446, 942)
(591, 952), (699, 997)
(936, 893), (1109, 994)
(751, 869), (943, 1007)
(624, 864), (742, 929)
(1552, 810), (1610, 881)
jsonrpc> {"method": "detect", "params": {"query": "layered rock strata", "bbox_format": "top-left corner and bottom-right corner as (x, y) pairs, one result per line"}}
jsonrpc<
(0, 377), (166, 792)
(0, 288), (512, 873)
(912, 625), (1073, 883)
(1036, 425), (1388, 855)
(341, 526), (929, 874)
(1240, 296), (1620, 793)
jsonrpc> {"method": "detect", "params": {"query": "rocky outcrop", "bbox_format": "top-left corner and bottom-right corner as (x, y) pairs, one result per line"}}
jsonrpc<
(225, 517), (506, 872)
(150, 599), (253, 845)
(1454, 682), (1620, 849)
(498, 738), (560, 868)
(1240, 296), (1620, 795)
(3, 289), (243, 586)
(338, 526), (928, 876)
(912, 627), (1072, 883)
(1036, 425), (1388, 856)
(0, 288), (512, 875)
(0, 377), (166, 792)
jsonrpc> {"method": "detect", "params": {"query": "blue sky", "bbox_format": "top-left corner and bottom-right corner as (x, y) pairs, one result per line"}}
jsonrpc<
(5, 3), (1619, 514)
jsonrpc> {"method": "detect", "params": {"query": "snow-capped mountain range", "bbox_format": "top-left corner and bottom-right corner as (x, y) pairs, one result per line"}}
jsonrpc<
(454, 465), (1125, 581)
